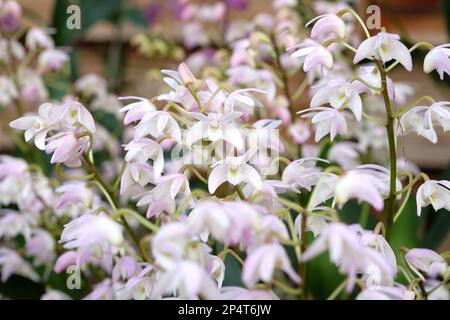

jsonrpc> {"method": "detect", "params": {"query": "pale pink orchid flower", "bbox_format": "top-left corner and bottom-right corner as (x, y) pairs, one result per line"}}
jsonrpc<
(0, 0), (22, 33)
(119, 96), (156, 125)
(120, 162), (156, 195)
(416, 180), (450, 216)
(288, 40), (333, 73)
(152, 222), (192, 270)
(306, 14), (346, 40)
(208, 156), (262, 194)
(0, 209), (34, 240)
(400, 101), (450, 144)
(282, 157), (329, 192)
(60, 214), (123, 269)
(62, 101), (96, 134)
(299, 107), (348, 142)
(124, 138), (164, 177)
(423, 44), (450, 80)
(405, 248), (448, 280)
(334, 171), (385, 211)
(328, 142), (360, 170)
(25, 229), (55, 264)
(25, 27), (54, 50)
(354, 32), (412, 71)
(178, 62), (198, 86)
(0, 75), (18, 106)
(151, 260), (219, 299)
(227, 66), (276, 101)
(137, 174), (191, 218)
(425, 279), (450, 300)
(357, 285), (415, 300)
(356, 227), (397, 275)
(289, 119), (311, 144)
(74, 73), (107, 98)
(157, 67), (198, 110)
(55, 181), (94, 210)
(135, 111), (181, 143)
(302, 223), (395, 292)
(188, 199), (260, 245)
(45, 131), (90, 167)
(0, 247), (39, 282)
(223, 88), (266, 115)
(310, 79), (363, 121)
(112, 256), (140, 282)
(352, 164), (402, 198)
(37, 49), (68, 73)
(242, 243), (301, 287)
(295, 209), (331, 237)
(54, 251), (77, 273)
(9, 102), (66, 150)
(186, 112), (243, 150)
(19, 70), (48, 104)
(83, 279), (116, 300)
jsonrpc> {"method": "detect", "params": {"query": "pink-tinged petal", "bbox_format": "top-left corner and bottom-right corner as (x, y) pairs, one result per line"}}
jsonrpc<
(49, 135), (78, 164)
(241, 164), (262, 190)
(9, 116), (35, 130)
(310, 87), (330, 108)
(208, 164), (228, 194)
(223, 128), (243, 150)
(34, 131), (47, 150)
(354, 37), (377, 63)
(77, 105), (96, 133)
(186, 121), (207, 145)
(390, 40), (412, 71)
(54, 251), (77, 273)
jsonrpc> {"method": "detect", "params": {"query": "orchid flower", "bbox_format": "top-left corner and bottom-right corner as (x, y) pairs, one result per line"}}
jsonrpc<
(306, 13), (346, 40)
(208, 156), (262, 194)
(300, 107), (348, 142)
(416, 180), (450, 216)
(186, 112), (243, 149)
(310, 79), (363, 121)
(357, 285), (415, 300)
(405, 248), (448, 280)
(354, 32), (412, 71)
(400, 101), (450, 144)
(242, 243), (301, 287)
(119, 96), (156, 125)
(137, 174), (191, 218)
(135, 111), (181, 143)
(288, 39), (333, 73)
(9, 103), (65, 150)
(423, 44), (450, 80)
(0, 247), (39, 282)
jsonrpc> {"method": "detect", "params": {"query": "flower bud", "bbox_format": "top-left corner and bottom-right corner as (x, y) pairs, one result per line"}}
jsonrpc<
(0, 0), (22, 33)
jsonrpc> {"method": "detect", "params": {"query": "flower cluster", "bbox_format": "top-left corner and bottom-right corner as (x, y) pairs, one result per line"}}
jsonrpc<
(0, 0), (449, 300)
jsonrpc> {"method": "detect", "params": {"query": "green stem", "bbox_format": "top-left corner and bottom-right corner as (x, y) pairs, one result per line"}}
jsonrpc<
(337, 8), (371, 38)
(327, 279), (347, 300)
(376, 60), (397, 242)
(359, 203), (370, 228)
(235, 185), (246, 200)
